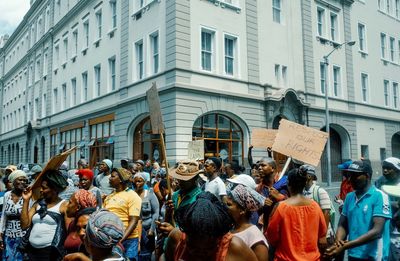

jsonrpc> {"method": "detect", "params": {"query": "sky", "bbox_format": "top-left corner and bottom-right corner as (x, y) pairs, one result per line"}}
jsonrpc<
(0, 0), (30, 37)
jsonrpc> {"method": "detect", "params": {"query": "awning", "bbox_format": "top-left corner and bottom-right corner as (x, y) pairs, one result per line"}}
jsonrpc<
(58, 144), (66, 150)
(106, 137), (114, 144)
(87, 139), (96, 146)
(78, 141), (86, 148)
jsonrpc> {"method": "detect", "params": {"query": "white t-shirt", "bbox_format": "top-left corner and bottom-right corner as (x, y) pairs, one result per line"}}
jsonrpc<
(234, 225), (269, 249)
(205, 176), (227, 198)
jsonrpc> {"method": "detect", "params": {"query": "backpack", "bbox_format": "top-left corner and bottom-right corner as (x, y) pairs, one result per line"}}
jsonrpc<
(312, 185), (336, 230)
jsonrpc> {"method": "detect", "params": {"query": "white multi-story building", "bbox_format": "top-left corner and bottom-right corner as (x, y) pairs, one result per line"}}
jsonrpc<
(0, 0), (399, 183)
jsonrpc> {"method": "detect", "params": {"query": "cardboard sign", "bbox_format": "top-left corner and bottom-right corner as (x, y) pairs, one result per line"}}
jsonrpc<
(188, 140), (205, 160)
(146, 83), (164, 134)
(251, 128), (278, 148)
(32, 146), (77, 200)
(272, 119), (328, 166)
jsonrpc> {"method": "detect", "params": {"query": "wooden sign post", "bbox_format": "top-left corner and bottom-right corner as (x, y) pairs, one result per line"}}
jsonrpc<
(272, 119), (329, 167)
(146, 83), (171, 197)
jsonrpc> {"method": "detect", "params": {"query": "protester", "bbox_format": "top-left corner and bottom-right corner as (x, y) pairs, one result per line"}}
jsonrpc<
(267, 168), (327, 260)
(204, 157), (227, 200)
(302, 164), (335, 242)
(28, 165), (43, 184)
(64, 189), (98, 254)
(134, 172), (159, 261)
(334, 160), (353, 213)
(256, 157), (288, 231)
(103, 168), (141, 261)
(222, 160), (244, 181)
(325, 159), (391, 260)
(134, 160), (151, 187)
(163, 192), (257, 261)
(21, 169), (69, 261)
(4, 166), (17, 176)
(64, 209), (125, 261)
(76, 168), (102, 207)
(225, 181), (268, 261)
(95, 159), (114, 196)
(382, 184), (400, 261)
(0, 170), (29, 261)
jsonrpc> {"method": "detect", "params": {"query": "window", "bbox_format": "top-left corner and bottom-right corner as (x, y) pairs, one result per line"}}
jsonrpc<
(35, 59), (41, 82)
(396, 0), (400, 18)
(37, 18), (43, 40)
(31, 25), (35, 47)
(192, 113), (244, 164)
(55, 45), (60, 68)
(63, 38), (68, 63)
(42, 93), (47, 117)
(361, 73), (368, 102)
(83, 21), (89, 48)
(317, 7), (325, 37)
(272, 0), (281, 23)
(108, 57), (116, 91)
(381, 33), (386, 59)
(320, 62), (327, 94)
(50, 131), (58, 157)
(393, 82), (399, 109)
(224, 36), (236, 76)
(358, 23), (366, 52)
(390, 37), (395, 62)
(136, 41), (144, 79)
(53, 88), (58, 113)
(34, 98), (39, 119)
(201, 30), (214, 71)
(89, 115), (115, 167)
(43, 52), (48, 76)
(333, 66), (341, 97)
(275, 64), (280, 80)
(71, 78), (77, 106)
(387, 0), (391, 13)
(96, 11), (102, 39)
(61, 127), (84, 168)
(361, 145), (369, 158)
(110, 1), (117, 28)
(330, 13), (338, 42)
(73, 30), (78, 57)
(150, 32), (159, 74)
(94, 65), (101, 97)
(282, 66), (287, 86)
(62, 83), (67, 110)
(82, 72), (88, 102)
(384, 80), (390, 106)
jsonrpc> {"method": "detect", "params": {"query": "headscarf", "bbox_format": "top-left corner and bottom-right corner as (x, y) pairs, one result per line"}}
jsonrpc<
(43, 169), (69, 192)
(227, 184), (265, 212)
(86, 209), (124, 249)
(102, 159), (113, 171)
(133, 172), (148, 182)
(74, 189), (97, 209)
(112, 168), (131, 182)
(8, 170), (28, 183)
(76, 169), (94, 180)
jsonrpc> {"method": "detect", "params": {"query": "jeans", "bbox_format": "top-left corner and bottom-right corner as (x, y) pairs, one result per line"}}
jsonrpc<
(122, 237), (139, 261)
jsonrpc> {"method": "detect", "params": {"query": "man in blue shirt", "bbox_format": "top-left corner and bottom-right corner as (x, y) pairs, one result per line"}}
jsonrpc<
(326, 159), (391, 261)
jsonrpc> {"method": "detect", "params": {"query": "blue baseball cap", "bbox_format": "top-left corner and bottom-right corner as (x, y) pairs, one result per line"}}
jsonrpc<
(338, 160), (352, 170)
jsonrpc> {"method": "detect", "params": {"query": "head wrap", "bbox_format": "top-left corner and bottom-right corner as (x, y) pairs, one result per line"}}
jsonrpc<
(112, 168), (131, 182)
(86, 209), (124, 249)
(43, 169), (69, 192)
(77, 159), (89, 168)
(102, 159), (113, 171)
(60, 161), (69, 170)
(30, 165), (43, 174)
(76, 169), (94, 180)
(227, 184), (265, 212)
(8, 170), (28, 183)
(175, 192), (233, 238)
(5, 165), (17, 173)
(382, 157), (400, 172)
(133, 172), (148, 182)
(74, 189), (98, 209)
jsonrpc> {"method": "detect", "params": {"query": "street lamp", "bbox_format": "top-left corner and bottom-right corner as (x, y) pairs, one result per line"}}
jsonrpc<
(323, 40), (356, 186)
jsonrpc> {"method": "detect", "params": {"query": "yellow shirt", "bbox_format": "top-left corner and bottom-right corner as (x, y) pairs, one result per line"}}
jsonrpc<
(103, 188), (142, 239)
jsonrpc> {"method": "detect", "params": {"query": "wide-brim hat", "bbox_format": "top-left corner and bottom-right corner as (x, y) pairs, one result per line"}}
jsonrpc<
(382, 185), (400, 197)
(169, 161), (203, 181)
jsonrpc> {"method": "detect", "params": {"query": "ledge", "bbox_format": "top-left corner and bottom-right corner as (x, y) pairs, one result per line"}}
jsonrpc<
(132, 0), (161, 20)
(205, 0), (241, 13)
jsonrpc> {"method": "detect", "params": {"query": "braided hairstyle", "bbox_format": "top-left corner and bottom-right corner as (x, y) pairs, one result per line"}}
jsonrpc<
(175, 192), (233, 238)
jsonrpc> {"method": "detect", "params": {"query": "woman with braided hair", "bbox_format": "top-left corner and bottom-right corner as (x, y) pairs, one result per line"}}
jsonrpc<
(163, 192), (256, 261)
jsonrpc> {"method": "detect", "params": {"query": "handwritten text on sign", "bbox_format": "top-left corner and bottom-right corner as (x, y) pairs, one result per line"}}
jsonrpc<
(187, 140), (205, 160)
(272, 119), (328, 166)
(251, 129), (278, 148)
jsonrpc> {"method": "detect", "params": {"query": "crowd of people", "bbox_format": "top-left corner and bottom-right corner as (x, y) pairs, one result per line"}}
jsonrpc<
(0, 150), (398, 261)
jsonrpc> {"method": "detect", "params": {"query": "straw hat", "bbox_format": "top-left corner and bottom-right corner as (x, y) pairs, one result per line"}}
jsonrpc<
(169, 161), (203, 181)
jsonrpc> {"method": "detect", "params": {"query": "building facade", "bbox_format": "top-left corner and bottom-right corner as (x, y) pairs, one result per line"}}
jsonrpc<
(0, 0), (399, 183)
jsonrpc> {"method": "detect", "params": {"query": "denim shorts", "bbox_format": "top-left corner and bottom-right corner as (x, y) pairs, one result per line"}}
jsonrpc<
(122, 237), (139, 261)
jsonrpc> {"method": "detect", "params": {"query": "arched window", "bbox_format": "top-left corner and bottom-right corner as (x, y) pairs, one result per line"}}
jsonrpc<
(133, 117), (163, 163)
(192, 113), (244, 164)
